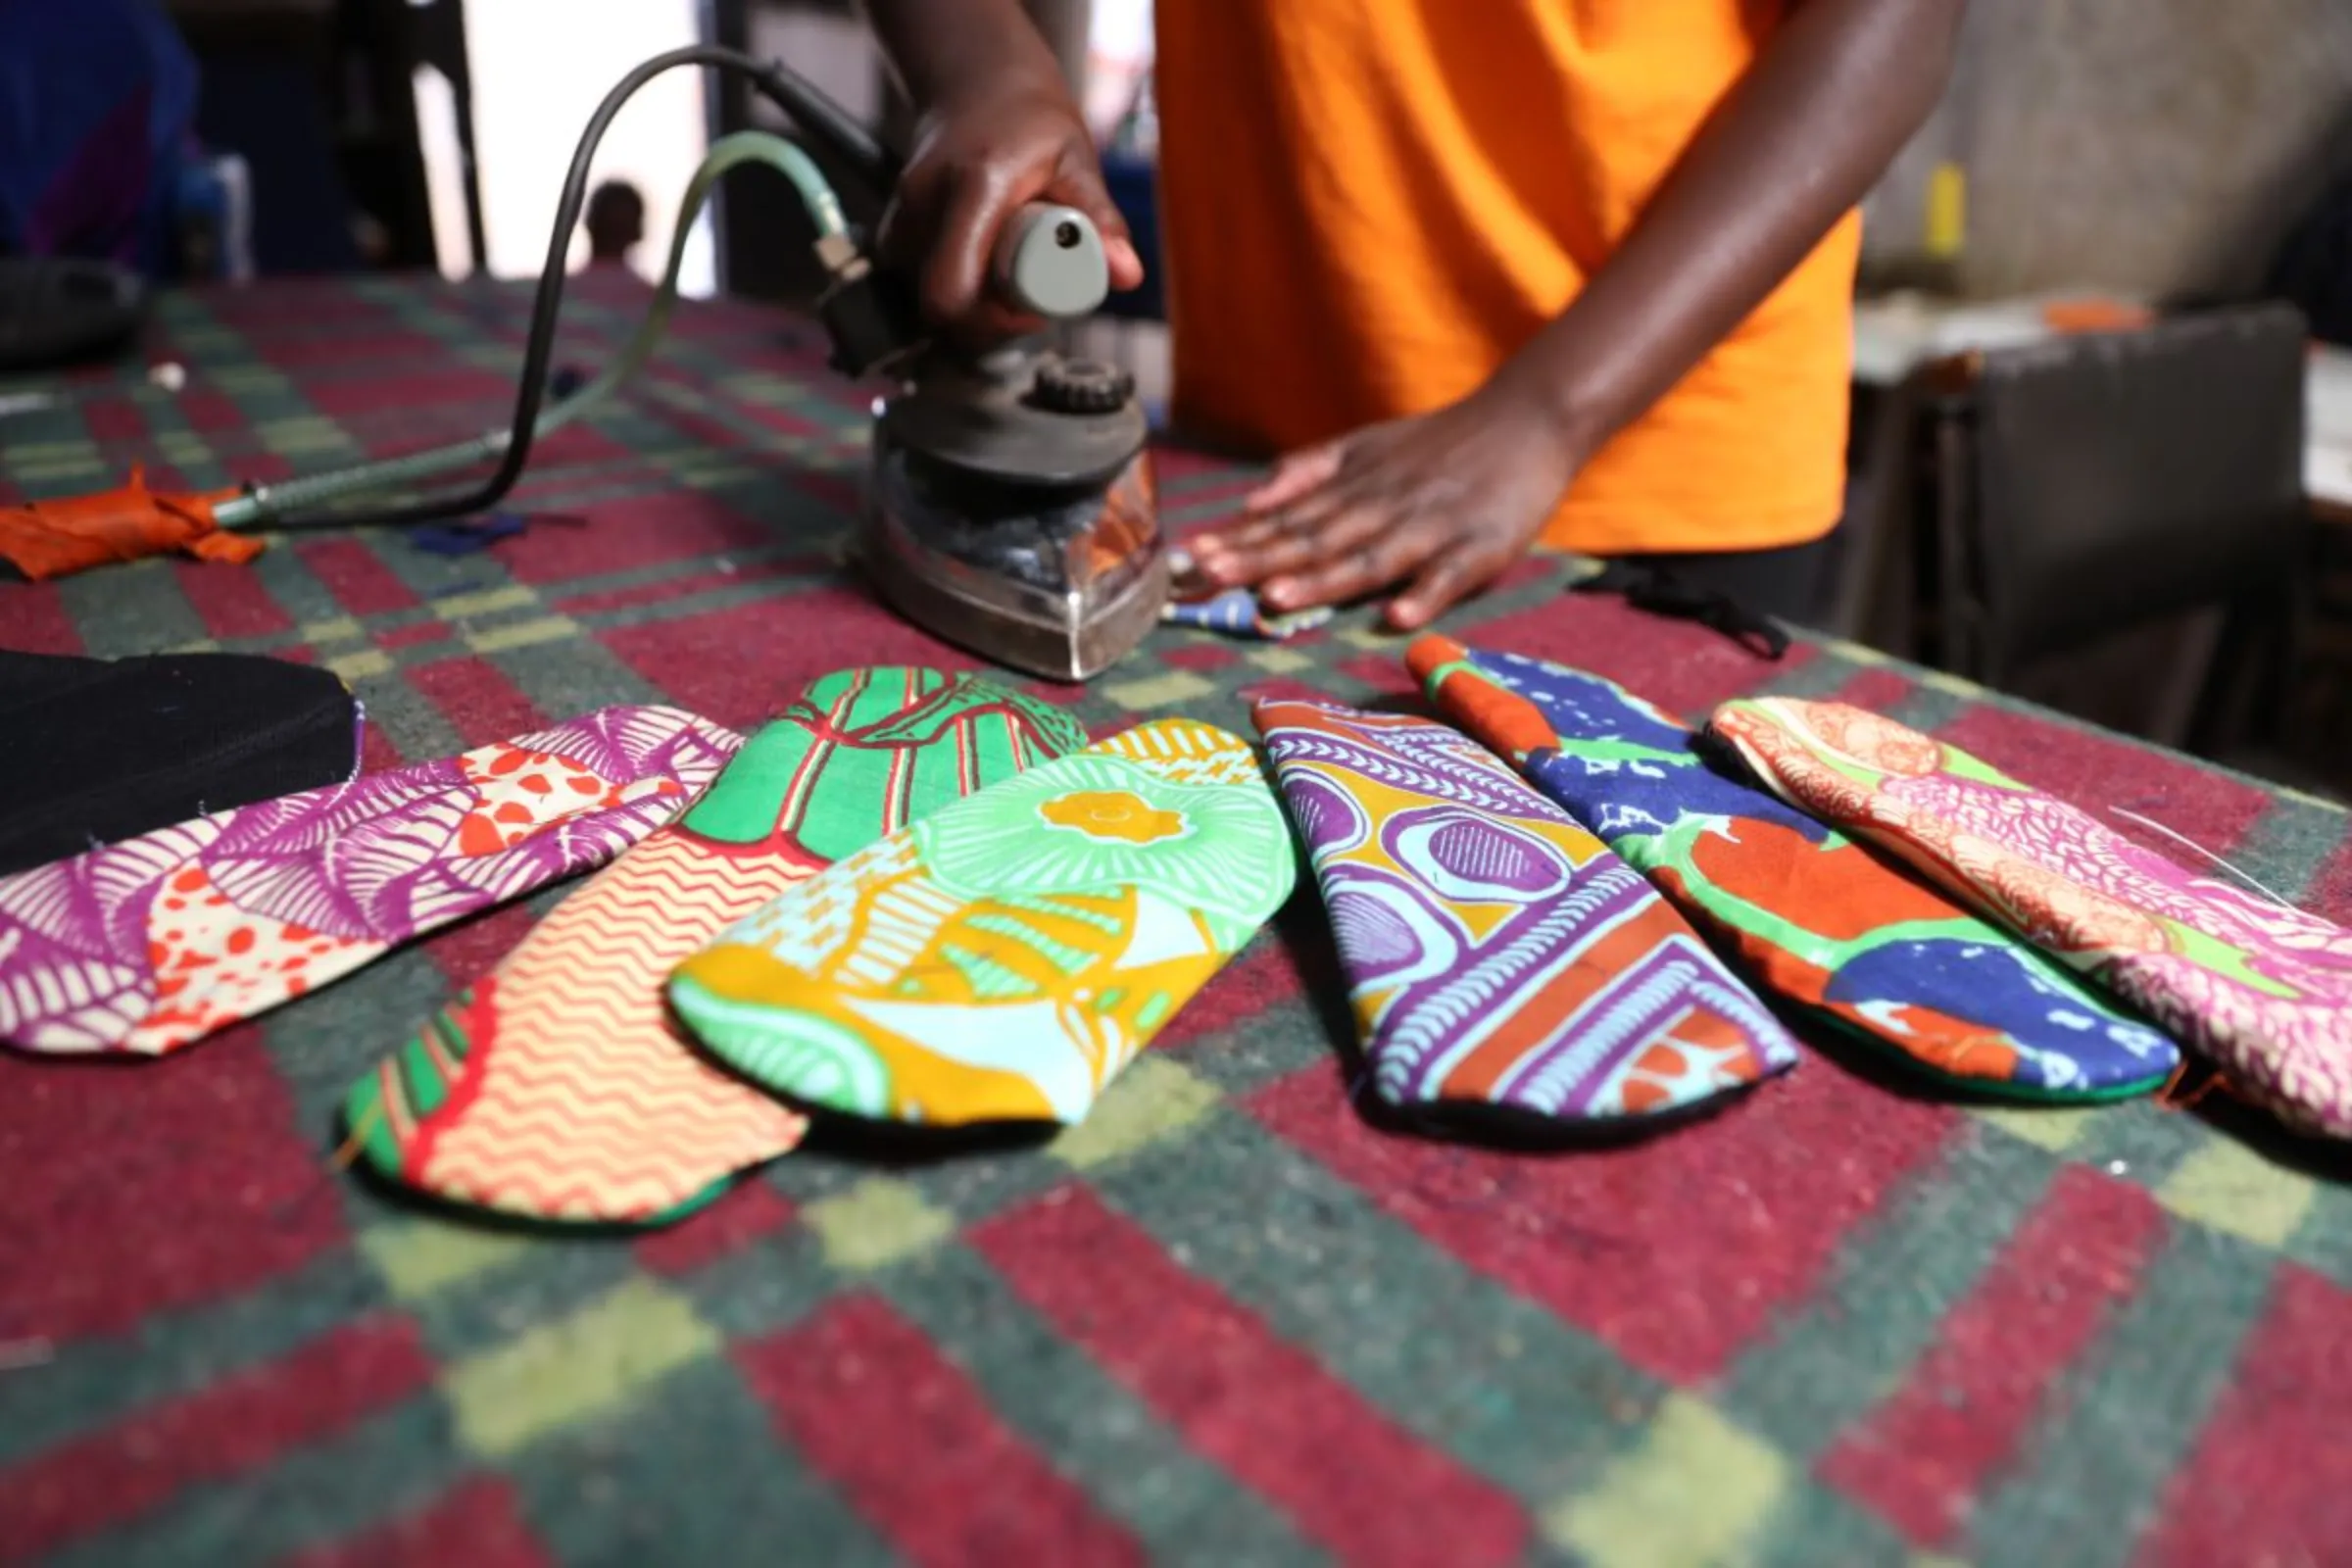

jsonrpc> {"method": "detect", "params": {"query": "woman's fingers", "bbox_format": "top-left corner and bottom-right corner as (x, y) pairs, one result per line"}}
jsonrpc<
(1199, 488), (1391, 588)
(1387, 542), (1504, 628)
(1262, 506), (1441, 610)
(1240, 442), (1346, 516)
(1250, 508), (1395, 594)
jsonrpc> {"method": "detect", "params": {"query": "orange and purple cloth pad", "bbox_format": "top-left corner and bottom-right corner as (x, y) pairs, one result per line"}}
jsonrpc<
(1252, 693), (1796, 1129)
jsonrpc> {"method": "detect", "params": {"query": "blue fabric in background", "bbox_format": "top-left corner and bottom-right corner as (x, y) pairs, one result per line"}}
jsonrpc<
(1102, 150), (1164, 323)
(0, 0), (198, 274)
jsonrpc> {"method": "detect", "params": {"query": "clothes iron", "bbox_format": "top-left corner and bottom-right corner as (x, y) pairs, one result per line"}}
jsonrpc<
(0, 48), (1172, 681)
(853, 214), (1166, 682)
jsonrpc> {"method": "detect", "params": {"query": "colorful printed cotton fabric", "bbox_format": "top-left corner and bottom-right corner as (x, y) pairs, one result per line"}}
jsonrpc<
(669, 719), (1295, 1128)
(0, 707), (732, 1055)
(345, 669), (1089, 1225)
(1712, 697), (2352, 1136)
(1252, 695), (1796, 1126)
(1409, 638), (2180, 1101)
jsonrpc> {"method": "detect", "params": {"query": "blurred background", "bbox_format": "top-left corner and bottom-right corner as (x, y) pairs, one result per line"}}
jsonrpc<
(7, 0), (2352, 789)
(86, 2), (2344, 327)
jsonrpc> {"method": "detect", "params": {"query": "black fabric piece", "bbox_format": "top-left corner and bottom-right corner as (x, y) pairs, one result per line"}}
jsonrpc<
(0, 257), (147, 372)
(0, 650), (361, 876)
(1573, 560), (1794, 661)
(1627, 531), (1837, 622)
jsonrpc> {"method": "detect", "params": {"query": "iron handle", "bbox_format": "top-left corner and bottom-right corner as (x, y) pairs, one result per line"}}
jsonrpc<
(993, 203), (1108, 319)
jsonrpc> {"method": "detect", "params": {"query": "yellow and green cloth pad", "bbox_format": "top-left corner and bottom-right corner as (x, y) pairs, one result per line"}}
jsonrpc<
(668, 719), (1296, 1128)
(343, 668), (1089, 1224)
(1251, 695), (1797, 1130)
(1408, 637), (2180, 1102)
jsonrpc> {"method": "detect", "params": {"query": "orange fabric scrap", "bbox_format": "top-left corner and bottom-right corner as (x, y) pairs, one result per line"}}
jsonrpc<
(2040, 298), (2155, 335)
(0, 466), (259, 581)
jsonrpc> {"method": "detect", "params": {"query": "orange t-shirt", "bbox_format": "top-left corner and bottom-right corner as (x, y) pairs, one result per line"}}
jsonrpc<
(1152, 1), (1860, 556)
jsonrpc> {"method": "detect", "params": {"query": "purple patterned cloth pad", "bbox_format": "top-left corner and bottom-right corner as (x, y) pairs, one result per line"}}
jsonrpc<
(1251, 694), (1798, 1127)
(0, 706), (737, 1056)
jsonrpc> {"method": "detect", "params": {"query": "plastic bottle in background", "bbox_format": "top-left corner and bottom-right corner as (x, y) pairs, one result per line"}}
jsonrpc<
(173, 152), (256, 283)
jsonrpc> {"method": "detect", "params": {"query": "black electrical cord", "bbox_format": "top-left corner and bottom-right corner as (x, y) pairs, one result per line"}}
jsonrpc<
(282, 46), (896, 532)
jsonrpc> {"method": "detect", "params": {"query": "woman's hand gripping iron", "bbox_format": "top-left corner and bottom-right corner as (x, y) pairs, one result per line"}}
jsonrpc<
(820, 204), (1164, 683)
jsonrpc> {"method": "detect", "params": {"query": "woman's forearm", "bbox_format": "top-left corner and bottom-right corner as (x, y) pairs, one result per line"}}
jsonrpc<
(1503, 0), (1967, 455)
(858, 0), (1066, 115)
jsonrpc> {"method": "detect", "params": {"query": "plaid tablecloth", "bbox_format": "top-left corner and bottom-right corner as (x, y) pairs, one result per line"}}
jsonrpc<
(3, 274), (2349, 1567)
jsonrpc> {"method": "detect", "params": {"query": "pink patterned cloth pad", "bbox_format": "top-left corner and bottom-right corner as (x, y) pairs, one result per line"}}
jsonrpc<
(0, 706), (737, 1056)
(1711, 698), (2352, 1139)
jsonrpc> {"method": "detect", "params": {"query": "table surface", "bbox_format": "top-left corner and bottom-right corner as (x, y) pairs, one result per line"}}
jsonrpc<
(4, 274), (2351, 1568)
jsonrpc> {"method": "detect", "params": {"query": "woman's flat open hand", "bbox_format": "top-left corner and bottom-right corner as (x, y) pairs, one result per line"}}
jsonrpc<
(1183, 378), (1581, 629)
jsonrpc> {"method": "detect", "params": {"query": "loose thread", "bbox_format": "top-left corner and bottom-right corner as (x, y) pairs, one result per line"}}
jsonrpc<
(2157, 1056), (2238, 1114)
(266, 1101), (381, 1230)
(2107, 807), (2296, 910)
(330, 1100), (384, 1172)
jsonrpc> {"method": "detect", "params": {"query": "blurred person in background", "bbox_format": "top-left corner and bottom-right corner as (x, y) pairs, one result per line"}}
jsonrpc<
(584, 180), (647, 271)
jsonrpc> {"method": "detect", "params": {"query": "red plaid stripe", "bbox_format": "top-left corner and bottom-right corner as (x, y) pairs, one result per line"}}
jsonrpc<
(741, 1293), (1147, 1567)
(972, 1185), (1532, 1567)
(0, 1029), (348, 1346)
(0, 1319), (433, 1561)
(283, 1478), (552, 1568)
(1819, 1165), (2169, 1548)
(1249, 1057), (1959, 1385)
(2133, 1264), (2352, 1566)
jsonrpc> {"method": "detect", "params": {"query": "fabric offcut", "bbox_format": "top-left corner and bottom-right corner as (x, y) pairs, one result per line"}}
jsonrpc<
(1712, 698), (2352, 1137)
(0, 706), (731, 1056)
(1162, 584), (1334, 641)
(669, 718), (1296, 1129)
(1252, 694), (1796, 1128)
(0, 649), (361, 877)
(1410, 638), (2180, 1101)
(0, 466), (260, 580)
(343, 668), (1091, 1225)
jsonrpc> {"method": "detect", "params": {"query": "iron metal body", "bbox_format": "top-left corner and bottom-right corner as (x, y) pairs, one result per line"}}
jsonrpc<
(861, 338), (1164, 682)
